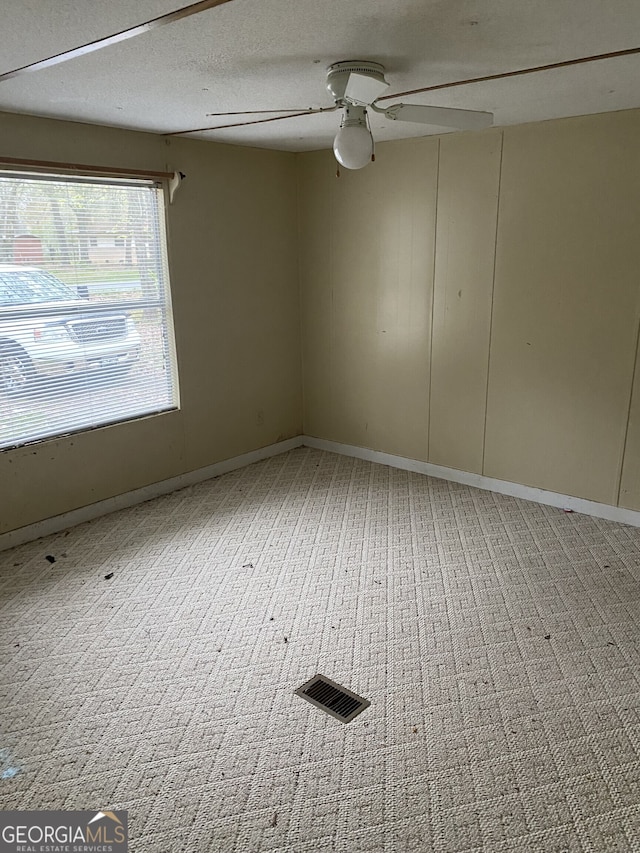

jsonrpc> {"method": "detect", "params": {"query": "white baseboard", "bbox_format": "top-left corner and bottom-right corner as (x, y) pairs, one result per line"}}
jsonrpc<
(0, 435), (304, 552)
(4, 432), (640, 552)
(302, 436), (640, 529)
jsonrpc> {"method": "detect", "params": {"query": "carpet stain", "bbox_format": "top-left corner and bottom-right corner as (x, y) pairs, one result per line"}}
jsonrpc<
(2, 767), (20, 780)
(1, 749), (21, 781)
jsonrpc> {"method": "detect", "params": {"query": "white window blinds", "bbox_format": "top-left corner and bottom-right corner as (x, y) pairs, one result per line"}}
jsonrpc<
(0, 171), (179, 450)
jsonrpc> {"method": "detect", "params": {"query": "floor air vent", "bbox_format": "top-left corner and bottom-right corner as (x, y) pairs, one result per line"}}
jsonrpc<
(295, 673), (370, 723)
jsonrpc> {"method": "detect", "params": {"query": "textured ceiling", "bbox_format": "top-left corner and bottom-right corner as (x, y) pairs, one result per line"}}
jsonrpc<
(0, 0), (639, 152)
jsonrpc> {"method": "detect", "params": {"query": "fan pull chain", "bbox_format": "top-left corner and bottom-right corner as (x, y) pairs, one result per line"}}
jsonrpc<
(336, 165), (341, 178)
(366, 108), (376, 164)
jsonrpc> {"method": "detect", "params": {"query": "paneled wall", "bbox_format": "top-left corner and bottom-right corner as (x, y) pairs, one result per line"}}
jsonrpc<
(0, 112), (301, 534)
(4, 106), (640, 534)
(299, 108), (640, 510)
(299, 138), (438, 462)
(484, 114), (640, 504)
(429, 131), (501, 474)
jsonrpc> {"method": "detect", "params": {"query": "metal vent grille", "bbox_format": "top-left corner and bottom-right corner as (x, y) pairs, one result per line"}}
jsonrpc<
(68, 316), (127, 343)
(295, 674), (370, 723)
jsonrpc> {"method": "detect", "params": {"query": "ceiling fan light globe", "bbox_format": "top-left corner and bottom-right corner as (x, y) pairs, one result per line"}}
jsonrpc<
(333, 126), (373, 170)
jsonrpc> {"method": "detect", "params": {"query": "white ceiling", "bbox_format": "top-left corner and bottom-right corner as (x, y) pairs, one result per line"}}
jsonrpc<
(1, 0), (640, 152)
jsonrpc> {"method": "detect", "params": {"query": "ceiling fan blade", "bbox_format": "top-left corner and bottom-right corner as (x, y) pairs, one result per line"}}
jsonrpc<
(344, 72), (390, 105)
(378, 44), (640, 102)
(380, 103), (493, 130)
(168, 106), (338, 136)
(0, 0), (235, 83)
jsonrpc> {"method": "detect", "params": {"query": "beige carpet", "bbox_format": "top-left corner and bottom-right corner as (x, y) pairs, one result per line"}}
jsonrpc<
(1, 447), (640, 852)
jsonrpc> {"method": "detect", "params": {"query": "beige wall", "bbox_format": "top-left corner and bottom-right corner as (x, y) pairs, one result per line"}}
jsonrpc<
(0, 112), (301, 534)
(299, 109), (640, 510)
(299, 139), (438, 461)
(4, 107), (640, 534)
(484, 112), (640, 504)
(430, 131), (501, 474)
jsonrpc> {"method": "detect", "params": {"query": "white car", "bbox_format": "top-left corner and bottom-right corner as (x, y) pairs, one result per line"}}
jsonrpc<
(0, 264), (140, 394)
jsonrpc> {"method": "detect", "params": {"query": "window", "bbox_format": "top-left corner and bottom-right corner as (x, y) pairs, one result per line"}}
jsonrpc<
(0, 172), (178, 450)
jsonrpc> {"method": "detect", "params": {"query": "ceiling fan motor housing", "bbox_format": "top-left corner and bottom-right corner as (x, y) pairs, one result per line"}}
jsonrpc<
(327, 60), (386, 104)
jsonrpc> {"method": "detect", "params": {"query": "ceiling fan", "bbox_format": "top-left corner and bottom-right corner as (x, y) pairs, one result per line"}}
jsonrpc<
(167, 42), (640, 169)
(176, 60), (494, 171)
(324, 60), (493, 169)
(1, 0), (639, 170)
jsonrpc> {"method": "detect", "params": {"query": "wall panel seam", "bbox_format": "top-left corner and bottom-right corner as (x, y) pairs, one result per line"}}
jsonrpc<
(616, 298), (640, 505)
(481, 130), (504, 475)
(295, 154), (306, 433)
(427, 137), (441, 462)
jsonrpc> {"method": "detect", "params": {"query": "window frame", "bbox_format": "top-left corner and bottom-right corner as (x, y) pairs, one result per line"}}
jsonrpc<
(0, 169), (180, 451)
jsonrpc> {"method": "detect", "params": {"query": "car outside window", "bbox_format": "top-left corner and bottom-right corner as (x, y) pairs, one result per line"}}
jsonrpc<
(0, 270), (77, 305)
